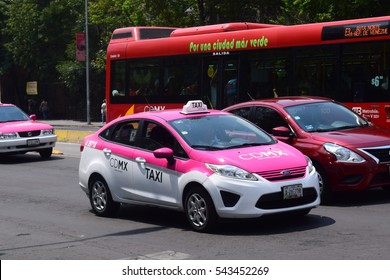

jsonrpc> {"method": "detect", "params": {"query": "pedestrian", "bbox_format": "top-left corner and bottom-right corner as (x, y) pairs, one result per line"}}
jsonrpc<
(39, 99), (49, 120)
(101, 99), (106, 123)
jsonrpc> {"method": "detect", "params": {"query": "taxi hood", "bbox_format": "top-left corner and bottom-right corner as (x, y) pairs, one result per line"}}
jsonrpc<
(0, 120), (53, 133)
(310, 125), (390, 148)
(189, 141), (307, 173)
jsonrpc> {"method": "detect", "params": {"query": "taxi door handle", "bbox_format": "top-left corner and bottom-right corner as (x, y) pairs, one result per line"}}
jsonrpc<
(136, 157), (146, 168)
(103, 148), (111, 156)
(136, 157), (146, 163)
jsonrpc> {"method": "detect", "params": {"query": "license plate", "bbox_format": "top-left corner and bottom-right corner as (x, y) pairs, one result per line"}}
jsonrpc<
(282, 184), (303, 199)
(27, 139), (40, 146)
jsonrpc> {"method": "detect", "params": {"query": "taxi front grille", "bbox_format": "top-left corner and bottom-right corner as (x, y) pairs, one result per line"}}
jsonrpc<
(256, 166), (306, 181)
(361, 146), (390, 163)
(256, 187), (317, 209)
(18, 130), (41, 137)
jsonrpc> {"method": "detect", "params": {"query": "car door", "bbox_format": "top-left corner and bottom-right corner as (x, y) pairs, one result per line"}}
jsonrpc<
(100, 120), (139, 200)
(131, 121), (183, 207)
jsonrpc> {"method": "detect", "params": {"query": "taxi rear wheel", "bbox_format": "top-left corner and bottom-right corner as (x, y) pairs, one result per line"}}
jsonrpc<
(184, 187), (218, 232)
(89, 176), (119, 217)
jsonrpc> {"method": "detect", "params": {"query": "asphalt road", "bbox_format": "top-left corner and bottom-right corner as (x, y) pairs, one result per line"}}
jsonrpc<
(1, 142), (390, 260)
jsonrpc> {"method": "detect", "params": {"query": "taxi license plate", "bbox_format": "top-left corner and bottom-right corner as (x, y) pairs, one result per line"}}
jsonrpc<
(282, 184), (303, 199)
(27, 139), (40, 147)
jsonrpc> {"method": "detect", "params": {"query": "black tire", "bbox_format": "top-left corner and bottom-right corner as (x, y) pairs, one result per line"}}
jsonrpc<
(39, 148), (52, 159)
(89, 176), (119, 217)
(184, 186), (218, 232)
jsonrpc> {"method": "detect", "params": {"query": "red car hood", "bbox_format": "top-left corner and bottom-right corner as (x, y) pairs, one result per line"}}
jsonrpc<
(311, 126), (390, 148)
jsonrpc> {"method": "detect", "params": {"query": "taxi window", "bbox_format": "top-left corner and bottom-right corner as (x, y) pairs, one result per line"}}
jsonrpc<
(137, 121), (188, 158)
(101, 120), (139, 145)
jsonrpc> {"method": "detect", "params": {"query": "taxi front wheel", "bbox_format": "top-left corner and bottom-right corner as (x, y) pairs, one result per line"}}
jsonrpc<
(39, 148), (52, 159)
(184, 187), (218, 232)
(89, 176), (119, 217)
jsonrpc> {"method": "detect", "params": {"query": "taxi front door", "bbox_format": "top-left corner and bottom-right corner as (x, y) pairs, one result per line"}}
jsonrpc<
(131, 148), (180, 207)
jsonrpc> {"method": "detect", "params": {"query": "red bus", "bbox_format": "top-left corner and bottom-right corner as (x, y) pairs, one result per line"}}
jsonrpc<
(106, 16), (390, 127)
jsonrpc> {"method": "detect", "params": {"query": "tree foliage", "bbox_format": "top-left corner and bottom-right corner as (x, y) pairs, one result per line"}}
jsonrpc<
(1, 0), (390, 118)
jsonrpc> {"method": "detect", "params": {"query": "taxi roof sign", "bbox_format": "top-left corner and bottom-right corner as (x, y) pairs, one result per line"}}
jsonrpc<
(180, 100), (209, 114)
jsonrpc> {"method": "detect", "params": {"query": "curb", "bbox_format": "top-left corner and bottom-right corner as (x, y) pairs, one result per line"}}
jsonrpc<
(55, 129), (95, 144)
(53, 129), (95, 155)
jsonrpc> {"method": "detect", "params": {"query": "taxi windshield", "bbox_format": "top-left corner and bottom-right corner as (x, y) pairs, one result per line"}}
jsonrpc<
(169, 114), (276, 150)
(285, 101), (369, 132)
(0, 105), (30, 122)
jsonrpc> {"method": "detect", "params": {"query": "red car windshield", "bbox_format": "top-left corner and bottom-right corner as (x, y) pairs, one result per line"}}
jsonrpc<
(285, 101), (369, 132)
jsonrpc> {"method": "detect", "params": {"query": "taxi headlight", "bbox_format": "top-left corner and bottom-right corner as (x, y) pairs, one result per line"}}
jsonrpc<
(206, 164), (258, 181)
(42, 129), (54, 135)
(0, 132), (17, 140)
(306, 156), (315, 174)
(323, 143), (365, 163)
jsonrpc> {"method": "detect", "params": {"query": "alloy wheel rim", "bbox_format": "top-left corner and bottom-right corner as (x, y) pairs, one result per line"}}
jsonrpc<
(92, 181), (107, 212)
(187, 193), (208, 228)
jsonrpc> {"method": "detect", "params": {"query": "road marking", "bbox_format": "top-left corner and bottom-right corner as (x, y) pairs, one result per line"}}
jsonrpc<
(132, 250), (191, 260)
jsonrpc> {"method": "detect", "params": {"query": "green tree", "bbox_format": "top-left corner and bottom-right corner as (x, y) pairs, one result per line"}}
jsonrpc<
(277, 0), (390, 24)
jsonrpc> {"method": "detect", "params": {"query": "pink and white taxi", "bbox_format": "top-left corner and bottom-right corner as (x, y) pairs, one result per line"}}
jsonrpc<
(79, 101), (320, 232)
(0, 103), (57, 158)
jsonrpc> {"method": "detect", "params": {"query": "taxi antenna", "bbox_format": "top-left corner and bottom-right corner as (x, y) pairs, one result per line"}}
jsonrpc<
(247, 92), (254, 100)
(141, 92), (154, 111)
(205, 96), (213, 109)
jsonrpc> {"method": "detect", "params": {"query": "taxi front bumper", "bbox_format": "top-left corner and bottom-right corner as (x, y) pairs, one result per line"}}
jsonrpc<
(0, 135), (57, 154)
(203, 168), (320, 218)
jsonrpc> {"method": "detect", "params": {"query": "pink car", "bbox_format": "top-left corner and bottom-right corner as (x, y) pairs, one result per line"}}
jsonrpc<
(0, 103), (57, 158)
(79, 101), (320, 232)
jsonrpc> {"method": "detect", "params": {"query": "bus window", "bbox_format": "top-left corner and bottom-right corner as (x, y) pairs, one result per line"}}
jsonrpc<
(163, 56), (200, 98)
(294, 45), (338, 98)
(341, 42), (389, 102)
(128, 60), (160, 96)
(110, 60), (126, 97)
(223, 60), (238, 107)
(247, 49), (290, 98)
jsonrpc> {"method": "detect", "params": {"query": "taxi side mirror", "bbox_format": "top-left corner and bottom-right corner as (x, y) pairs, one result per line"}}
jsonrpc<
(154, 147), (175, 164)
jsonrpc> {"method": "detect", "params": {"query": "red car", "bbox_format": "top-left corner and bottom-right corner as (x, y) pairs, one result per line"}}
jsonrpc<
(224, 97), (390, 201)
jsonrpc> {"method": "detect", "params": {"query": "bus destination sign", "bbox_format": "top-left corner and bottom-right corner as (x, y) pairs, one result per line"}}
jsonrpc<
(321, 20), (389, 41)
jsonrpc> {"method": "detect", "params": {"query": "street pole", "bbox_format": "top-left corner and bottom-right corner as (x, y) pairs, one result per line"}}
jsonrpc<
(85, 0), (91, 125)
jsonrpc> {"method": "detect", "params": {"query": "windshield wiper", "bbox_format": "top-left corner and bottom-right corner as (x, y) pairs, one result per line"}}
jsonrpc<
(191, 145), (224, 150)
(228, 142), (267, 149)
(336, 125), (360, 130)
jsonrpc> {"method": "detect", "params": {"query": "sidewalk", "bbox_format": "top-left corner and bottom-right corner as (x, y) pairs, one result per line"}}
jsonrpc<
(44, 120), (104, 144)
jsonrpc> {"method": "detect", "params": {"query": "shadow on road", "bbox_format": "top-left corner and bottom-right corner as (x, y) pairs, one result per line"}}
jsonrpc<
(0, 153), (62, 164)
(114, 204), (335, 236)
